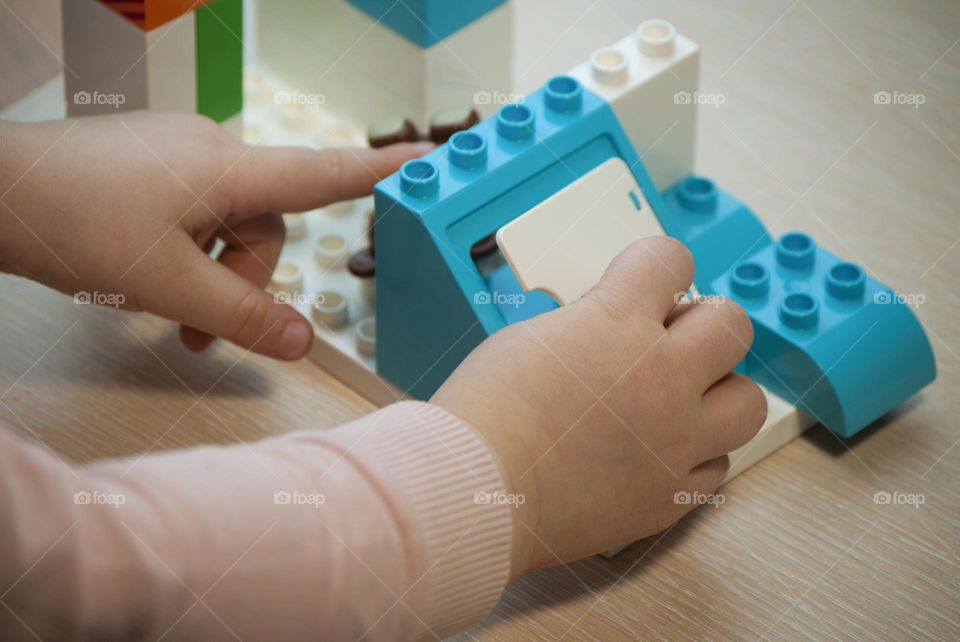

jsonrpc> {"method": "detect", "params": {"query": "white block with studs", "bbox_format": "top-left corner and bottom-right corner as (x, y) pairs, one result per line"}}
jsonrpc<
(245, 68), (400, 405)
(568, 19), (699, 191)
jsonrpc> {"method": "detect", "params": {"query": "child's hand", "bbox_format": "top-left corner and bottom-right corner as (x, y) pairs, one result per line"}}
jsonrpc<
(0, 114), (431, 359)
(433, 237), (765, 576)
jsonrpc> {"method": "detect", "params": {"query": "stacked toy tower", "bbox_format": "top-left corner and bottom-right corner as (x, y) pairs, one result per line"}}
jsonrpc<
(257, 0), (513, 129)
(61, 0), (242, 131)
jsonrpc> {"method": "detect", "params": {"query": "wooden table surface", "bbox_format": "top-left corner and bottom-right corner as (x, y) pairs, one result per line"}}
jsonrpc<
(2, 1), (958, 640)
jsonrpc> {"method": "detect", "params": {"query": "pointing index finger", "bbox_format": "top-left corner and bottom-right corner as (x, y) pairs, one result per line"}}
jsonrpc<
(227, 142), (435, 218)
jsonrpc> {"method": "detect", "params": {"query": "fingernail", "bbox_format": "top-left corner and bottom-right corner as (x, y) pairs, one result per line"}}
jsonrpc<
(278, 320), (312, 360)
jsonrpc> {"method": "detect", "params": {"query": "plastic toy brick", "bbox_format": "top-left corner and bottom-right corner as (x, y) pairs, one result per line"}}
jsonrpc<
(722, 234), (934, 437)
(195, 0), (243, 123)
(367, 119), (422, 148)
(658, 175), (772, 287)
(568, 19), (699, 192)
(367, 108), (481, 148)
(374, 75), (669, 399)
(63, 0), (154, 114)
(660, 176), (936, 437)
(99, 0), (214, 31)
(256, 0), (512, 128)
(346, 0), (509, 48)
(61, 0), (240, 123)
(497, 156), (665, 305)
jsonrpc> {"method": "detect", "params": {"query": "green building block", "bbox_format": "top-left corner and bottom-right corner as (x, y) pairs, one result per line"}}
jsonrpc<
(196, 0), (242, 123)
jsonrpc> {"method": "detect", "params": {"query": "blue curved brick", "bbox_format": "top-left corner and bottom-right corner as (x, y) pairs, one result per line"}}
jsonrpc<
(374, 76), (664, 398)
(661, 177), (936, 437)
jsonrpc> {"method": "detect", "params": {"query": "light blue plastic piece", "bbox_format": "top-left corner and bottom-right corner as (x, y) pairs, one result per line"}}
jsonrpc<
(658, 175), (772, 287)
(346, 0), (508, 48)
(662, 178), (936, 438)
(374, 75), (666, 398)
(485, 263), (558, 325)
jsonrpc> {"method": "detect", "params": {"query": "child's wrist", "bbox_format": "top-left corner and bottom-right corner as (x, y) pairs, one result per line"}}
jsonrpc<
(430, 393), (541, 580)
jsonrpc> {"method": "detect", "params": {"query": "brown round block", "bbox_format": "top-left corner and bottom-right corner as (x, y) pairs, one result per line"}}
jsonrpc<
(428, 106), (480, 144)
(367, 118), (421, 148)
(470, 233), (499, 261)
(348, 247), (376, 278)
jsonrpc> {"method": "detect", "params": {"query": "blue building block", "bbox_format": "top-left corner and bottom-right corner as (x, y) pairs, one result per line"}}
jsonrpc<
(659, 176), (772, 287)
(661, 176), (936, 438)
(484, 262), (558, 325)
(347, 0), (508, 47)
(374, 75), (667, 398)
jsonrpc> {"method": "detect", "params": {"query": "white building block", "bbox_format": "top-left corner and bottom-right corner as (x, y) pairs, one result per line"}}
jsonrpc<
(62, 0), (148, 115)
(256, 0), (513, 129)
(62, 0), (196, 117)
(145, 11), (197, 113)
(568, 19), (699, 191)
(497, 157), (664, 305)
(724, 389), (815, 482)
(244, 70), (401, 405)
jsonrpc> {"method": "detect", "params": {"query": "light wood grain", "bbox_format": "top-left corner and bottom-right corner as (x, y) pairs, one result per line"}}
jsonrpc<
(1, 0), (958, 640)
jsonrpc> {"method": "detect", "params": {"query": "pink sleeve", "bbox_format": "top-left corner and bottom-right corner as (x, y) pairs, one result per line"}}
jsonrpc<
(0, 401), (513, 641)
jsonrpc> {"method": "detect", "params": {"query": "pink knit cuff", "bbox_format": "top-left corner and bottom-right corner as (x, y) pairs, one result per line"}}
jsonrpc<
(324, 401), (513, 637)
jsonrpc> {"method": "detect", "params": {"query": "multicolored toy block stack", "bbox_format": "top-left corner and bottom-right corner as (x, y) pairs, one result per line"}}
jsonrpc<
(368, 19), (934, 467)
(61, 0), (242, 131)
(256, 0), (513, 130)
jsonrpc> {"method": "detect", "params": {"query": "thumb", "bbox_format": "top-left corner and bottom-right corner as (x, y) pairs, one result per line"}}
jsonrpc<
(587, 236), (694, 323)
(150, 242), (313, 360)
